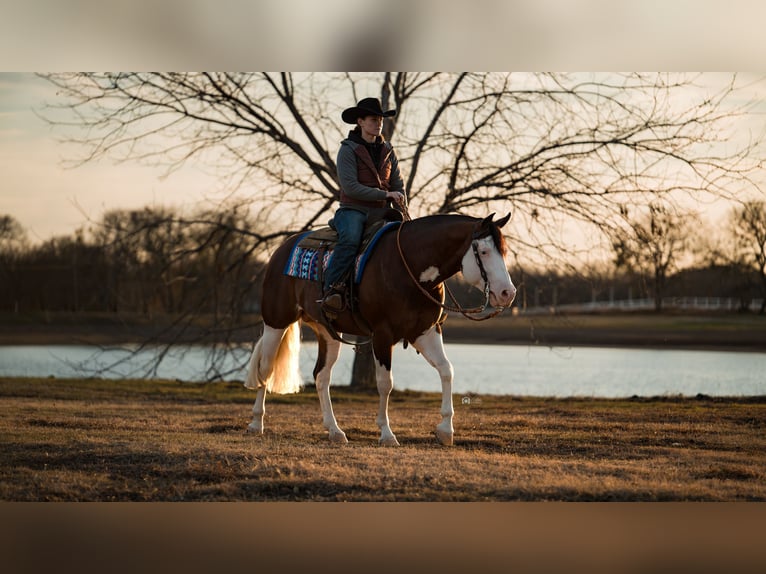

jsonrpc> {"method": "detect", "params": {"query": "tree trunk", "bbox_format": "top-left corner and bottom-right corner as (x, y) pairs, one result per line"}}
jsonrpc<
(348, 78), (398, 392)
(350, 343), (377, 392)
(654, 268), (664, 312)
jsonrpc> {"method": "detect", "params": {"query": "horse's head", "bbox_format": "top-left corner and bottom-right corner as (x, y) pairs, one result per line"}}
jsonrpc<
(461, 212), (516, 308)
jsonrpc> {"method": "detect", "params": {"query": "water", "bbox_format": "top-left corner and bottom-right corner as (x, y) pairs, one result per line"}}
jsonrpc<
(1, 343), (764, 398)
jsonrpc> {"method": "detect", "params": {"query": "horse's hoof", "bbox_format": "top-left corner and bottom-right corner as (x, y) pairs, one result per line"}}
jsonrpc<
(379, 435), (400, 447)
(329, 430), (348, 444)
(435, 428), (454, 446)
(246, 423), (264, 434)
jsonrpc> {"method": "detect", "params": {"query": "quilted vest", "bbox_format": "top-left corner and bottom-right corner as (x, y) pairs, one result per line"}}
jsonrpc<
(339, 141), (394, 209)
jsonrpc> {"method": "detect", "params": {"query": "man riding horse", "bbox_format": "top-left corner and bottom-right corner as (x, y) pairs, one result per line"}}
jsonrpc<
(320, 97), (407, 315)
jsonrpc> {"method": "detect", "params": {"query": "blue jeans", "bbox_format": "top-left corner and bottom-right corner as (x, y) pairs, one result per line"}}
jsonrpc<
(323, 207), (367, 291)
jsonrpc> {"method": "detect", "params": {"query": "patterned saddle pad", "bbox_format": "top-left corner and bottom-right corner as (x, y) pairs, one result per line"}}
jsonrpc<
(283, 220), (400, 284)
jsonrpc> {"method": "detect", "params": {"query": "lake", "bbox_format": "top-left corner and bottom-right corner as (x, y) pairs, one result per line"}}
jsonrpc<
(1, 343), (764, 398)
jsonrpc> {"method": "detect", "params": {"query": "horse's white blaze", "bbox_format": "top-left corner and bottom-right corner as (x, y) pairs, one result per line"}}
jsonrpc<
(419, 265), (440, 283)
(461, 236), (516, 308)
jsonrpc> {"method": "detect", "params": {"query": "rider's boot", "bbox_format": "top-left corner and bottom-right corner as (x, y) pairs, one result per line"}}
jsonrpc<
(320, 283), (346, 315)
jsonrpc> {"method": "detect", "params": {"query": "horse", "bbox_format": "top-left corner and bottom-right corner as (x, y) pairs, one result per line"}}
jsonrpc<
(244, 212), (516, 446)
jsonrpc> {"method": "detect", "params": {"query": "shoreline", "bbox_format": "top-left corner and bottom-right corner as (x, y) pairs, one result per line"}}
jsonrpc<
(1, 312), (765, 353)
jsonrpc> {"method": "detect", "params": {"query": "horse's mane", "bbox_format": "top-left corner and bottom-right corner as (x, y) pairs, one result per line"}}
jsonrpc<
(412, 213), (507, 257)
(488, 224), (507, 257)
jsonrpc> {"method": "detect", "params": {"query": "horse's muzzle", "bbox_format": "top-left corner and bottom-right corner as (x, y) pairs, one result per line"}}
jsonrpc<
(490, 286), (516, 308)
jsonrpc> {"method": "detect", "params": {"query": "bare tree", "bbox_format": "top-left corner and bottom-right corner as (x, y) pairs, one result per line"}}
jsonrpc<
(730, 200), (766, 313)
(0, 215), (29, 313)
(0, 215), (28, 255)
(38, 73), (765, 380)
(612, 203), (697, 311)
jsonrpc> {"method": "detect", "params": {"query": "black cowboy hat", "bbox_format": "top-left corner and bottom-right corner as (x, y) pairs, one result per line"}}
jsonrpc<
(341, 97), (397, 124)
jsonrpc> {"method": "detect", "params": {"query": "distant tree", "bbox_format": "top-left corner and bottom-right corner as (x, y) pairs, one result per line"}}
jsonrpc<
(0, 215), (29, 311)
(90, 205), (267, 345)
(730, 200), (766, 313)
(612, 203), (696, 311)
(0, 214), (28, 255)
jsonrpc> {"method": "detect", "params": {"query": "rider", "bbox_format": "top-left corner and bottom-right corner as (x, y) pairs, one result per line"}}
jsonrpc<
(320, 97), (407, 314)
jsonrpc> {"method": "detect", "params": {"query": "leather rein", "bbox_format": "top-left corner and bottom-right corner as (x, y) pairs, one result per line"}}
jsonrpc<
(395, 211), (507, 322)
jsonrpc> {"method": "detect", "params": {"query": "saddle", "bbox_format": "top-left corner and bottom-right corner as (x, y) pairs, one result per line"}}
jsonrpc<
(284, 208), (403, 285)
(283, 209), (403, 343)
(297, 218), (387, 253)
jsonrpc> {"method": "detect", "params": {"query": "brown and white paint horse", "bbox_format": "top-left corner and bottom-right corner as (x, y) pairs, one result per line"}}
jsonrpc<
(244, 213), (516, 446)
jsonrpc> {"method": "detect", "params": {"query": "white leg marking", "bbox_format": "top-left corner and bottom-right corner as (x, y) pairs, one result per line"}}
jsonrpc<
(244, 325), (285, 390)
(375, 358), (399, 446)
(413, 327), (455, 446)
(247, 387), (267, 434)
(245, 325), (286, 434)
(314, 326), (347, 444)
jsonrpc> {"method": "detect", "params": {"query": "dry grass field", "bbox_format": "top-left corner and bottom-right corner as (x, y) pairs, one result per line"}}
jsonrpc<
(1, 377), (764, 501)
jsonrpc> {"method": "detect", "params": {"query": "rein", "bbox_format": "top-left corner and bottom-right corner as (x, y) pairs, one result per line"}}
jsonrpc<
(394, 209), (506, 322)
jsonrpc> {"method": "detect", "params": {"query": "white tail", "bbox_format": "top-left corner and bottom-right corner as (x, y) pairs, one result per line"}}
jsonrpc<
(244, 322), (303, 394)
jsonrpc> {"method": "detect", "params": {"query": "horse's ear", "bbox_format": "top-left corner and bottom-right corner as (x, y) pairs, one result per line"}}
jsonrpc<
(481, 213), (496, 227)
(495, 212), (511, 228)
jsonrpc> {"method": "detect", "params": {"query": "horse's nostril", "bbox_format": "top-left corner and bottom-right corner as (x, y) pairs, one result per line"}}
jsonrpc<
(501, 288), (516, 304)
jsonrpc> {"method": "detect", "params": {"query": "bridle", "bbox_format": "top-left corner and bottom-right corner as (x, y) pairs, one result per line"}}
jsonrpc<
(395, 217), (507, 322)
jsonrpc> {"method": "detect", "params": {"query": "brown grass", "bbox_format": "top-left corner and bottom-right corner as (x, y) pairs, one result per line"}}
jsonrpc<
(1, 377), (764, 501)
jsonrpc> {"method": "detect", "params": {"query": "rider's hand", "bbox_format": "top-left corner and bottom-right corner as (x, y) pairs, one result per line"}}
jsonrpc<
(386, 191), (405, 205)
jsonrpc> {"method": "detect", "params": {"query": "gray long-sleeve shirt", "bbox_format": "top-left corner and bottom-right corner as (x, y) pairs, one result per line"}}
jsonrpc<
(336, 137), (405, 205)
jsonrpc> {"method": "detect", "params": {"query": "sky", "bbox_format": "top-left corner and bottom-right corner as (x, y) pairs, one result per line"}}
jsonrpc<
(0, 73), (224, 243)
(3, 71), (765, 253)
(3, 1), (766, 248)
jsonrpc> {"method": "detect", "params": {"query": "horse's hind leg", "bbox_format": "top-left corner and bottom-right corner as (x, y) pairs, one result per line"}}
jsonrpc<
(413, 327), (455, 446)
(245, 324), (285, 434)
(310, 324), (348, 444)
(248, 387), (267, 434)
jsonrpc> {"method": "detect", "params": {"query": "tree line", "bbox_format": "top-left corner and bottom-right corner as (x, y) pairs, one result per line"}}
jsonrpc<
(2, 199), (764, 320)
(0, 208), (267, 345)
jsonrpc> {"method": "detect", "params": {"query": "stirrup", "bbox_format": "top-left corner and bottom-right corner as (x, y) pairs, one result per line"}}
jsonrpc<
(322, 292), (344, 312)
(319, 285), (346, 314)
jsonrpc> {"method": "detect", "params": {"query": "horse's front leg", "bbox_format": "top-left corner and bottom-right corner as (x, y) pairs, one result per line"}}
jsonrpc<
(413, 327), (455, 446)
(372, 339), (399, 446)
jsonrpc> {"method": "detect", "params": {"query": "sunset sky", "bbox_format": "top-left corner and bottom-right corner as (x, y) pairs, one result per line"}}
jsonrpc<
(4, 1), (766, 248)
(1, 73), (222, 243)
(2, 71), (765, 249)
